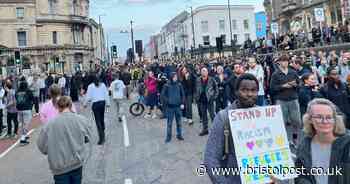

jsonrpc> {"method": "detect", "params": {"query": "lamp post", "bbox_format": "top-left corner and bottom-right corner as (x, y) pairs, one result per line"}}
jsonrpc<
(190, 6), (196, 51)
(228, 0), (234, 56)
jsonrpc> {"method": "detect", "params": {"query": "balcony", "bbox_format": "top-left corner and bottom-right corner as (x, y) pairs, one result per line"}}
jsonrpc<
(281, 1), (297, 14)
(36, 14), (89, 25)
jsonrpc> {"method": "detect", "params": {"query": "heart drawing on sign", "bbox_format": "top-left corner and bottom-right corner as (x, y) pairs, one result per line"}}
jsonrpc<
(256, 140), (263, 148)
(246, 141), (255, 150)
(275, 135), (285, 146)
(265, 138), (273, 147)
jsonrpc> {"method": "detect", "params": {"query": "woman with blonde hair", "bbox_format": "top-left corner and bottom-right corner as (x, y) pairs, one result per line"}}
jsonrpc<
(40, 84), (75, 124)
(295, 98), (350, 184)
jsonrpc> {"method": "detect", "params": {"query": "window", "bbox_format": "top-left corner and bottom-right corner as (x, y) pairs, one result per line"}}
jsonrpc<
(201, 21), (209, 33)
(219, 20), (225, 31)
(244, 33), (250, 41)
(48, 0), (56, 14)
(53, 31), (57, 44)
(221, 34), (226, 44)
(17, 31), (27, 47)
(232, 20), (237, 30)
(16, 7), (24, 18)
(203, 35), (210, 45)
(233, 34), (238, 42)
(244, 19), (249, 30)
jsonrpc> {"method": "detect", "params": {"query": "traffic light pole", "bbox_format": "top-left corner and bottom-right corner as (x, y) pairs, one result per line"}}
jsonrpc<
(130, 20), (135, 63)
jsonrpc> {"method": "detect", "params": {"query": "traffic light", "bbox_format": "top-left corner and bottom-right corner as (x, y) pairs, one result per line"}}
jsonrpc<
(14, 51), (21, 64)
(111, 45), (117, 57)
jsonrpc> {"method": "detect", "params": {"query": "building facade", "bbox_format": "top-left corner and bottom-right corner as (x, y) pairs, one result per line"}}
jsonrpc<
(151, 5), (257, 59)
(264, 0), (344, 34)
(184, 5), (256, 51)
(0, 0), (106, 75)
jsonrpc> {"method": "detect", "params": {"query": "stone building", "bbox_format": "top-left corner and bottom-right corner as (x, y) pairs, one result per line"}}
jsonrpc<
(264, 0), (344, 34)
(0, 0), (106, 75)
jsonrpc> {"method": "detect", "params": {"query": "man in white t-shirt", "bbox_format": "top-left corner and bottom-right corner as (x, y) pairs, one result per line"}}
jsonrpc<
(246, 57), (265, 106)
(58, 74), (66, 95)
(110, 73), (126, 122)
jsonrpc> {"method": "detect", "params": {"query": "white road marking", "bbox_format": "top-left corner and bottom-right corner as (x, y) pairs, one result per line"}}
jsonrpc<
(0, 129), (36, 159)
(122, 115), (130, 147)
(125, 179), (133, 184)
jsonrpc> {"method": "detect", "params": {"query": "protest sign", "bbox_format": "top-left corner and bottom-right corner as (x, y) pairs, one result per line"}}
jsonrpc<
(228, 105), (297, 184)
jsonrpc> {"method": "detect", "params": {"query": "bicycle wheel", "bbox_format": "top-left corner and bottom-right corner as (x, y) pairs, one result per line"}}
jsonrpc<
(129, 102), (145, 116)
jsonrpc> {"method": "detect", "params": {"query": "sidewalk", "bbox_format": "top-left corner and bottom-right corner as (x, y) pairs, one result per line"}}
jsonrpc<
(0, 115), (41, 156)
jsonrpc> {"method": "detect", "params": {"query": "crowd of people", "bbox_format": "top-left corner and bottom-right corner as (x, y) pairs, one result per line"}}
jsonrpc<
(243, 22), (350, 55)
(0, 46), (350, 183)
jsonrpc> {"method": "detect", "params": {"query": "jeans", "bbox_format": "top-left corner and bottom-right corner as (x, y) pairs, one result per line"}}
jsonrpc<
(40, 88), (46, 102)
(198, 100), (215, 131)
(166, 106), (182, 140)
(257, 95), (265, 106)
(215, 97), (226, 113)
(7, 112), (18, 135)
(92, 101), (105, 143)
(113, 99), (124, 117)
(184, 95), (193, 119)
(18, 110), (32, 139)
(276, 99), (302, 143)
(53, 167), (83, 184)
(33, 96), (39, 113)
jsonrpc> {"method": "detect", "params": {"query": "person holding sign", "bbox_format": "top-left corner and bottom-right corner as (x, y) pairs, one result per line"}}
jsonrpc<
(295, 98), (350, 184)
(204, 73), (259, 183)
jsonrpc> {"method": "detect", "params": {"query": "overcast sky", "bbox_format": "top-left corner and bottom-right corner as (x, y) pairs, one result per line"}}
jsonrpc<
(90, 0), (264, 57)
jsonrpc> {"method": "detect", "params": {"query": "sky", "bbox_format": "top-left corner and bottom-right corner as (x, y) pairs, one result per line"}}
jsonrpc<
(90, 0), (264, 57)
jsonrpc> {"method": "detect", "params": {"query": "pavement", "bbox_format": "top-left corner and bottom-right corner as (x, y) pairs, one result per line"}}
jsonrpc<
(0, 94), (212, 184)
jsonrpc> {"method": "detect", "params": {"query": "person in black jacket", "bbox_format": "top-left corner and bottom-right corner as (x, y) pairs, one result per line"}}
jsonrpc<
(299, 73), (322, 116)
(320, 66), (350, 129)
(70, 74), (80, 113)
(270, 55), (302, 145)
(161, 72), (185, 143)
(16, 78), (34, 145)
(180, 66), (196, 125)
(214, 65), (229, 112)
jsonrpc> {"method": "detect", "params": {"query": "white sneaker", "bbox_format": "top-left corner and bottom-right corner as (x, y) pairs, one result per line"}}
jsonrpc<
(144, 114), (151, 118)
(151, 114), (157, 119)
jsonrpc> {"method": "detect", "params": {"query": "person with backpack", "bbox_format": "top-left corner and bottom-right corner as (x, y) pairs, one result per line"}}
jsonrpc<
(4, 79), (19, 139)
(161, 72), (185, 143)
(16, 77), (34, 145)
(203, 73), (259, 183)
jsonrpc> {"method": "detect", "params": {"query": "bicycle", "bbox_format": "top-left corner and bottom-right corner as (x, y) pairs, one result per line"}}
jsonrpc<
(129, 95), (145, 117)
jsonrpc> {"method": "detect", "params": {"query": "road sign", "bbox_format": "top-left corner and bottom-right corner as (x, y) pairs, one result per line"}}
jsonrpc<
(314, 8), (325, 22)
(271, 23), (278, 34)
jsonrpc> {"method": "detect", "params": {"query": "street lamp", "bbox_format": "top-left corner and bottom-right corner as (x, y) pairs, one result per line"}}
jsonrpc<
(120, 21), (135, 63)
